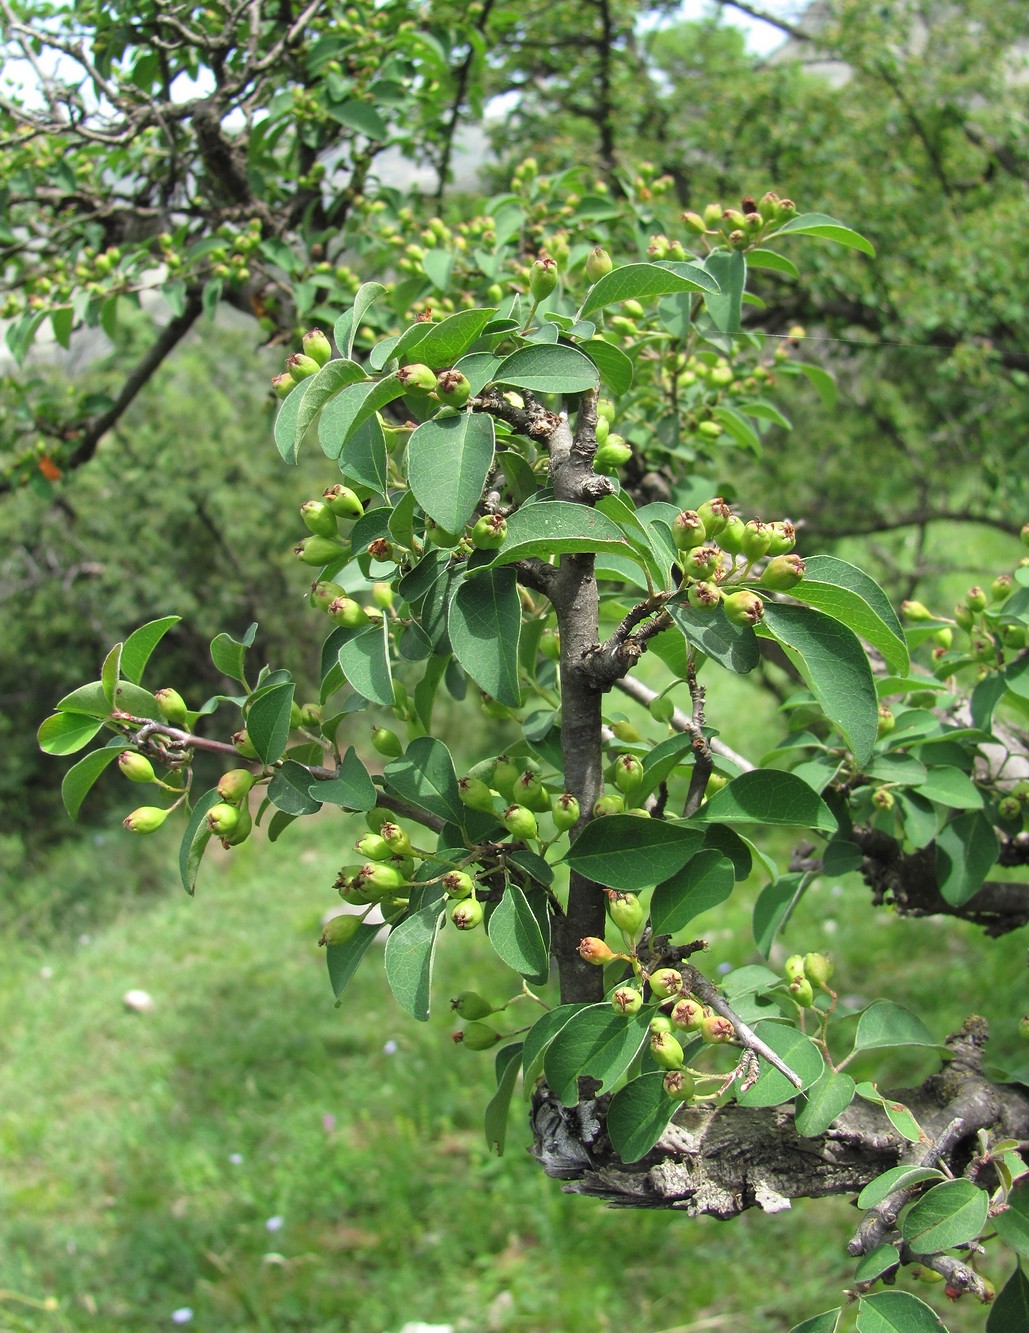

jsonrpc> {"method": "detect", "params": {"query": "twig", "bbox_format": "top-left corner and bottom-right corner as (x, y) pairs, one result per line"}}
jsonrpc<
(684, 965), (803, 1089)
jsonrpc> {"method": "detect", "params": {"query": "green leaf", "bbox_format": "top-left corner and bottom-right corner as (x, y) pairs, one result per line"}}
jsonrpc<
(384, 899), (446, 1021)
(448, 568), (521, 706)
(855, 1245), (900, 1283)
(581, 338), (634, 394)
(736, 1022), (824, 1107)
(326, 921), (383, 1000)
(649, 850), (734, 935)
(339, 619), (394, 707)
(748, 248), (800, 279)
(485, 1043), (524, 1156)
(795, 1069), (857, 1137)
(246, 681), (295, 764)
(483, 499), (640, 568)
(668, 603), (760, 673)
(274, 377), (311, 463)
(794, 556), (908, 674)
(179, 789), (221, 896)
(328, 98), (388, 139)
(760, 602), (879, 766)
(412, 308), (496, 365)
(110, 681), (163, 721)
(341, 414), (389, 493)
(935, 810), (998, 905)
(293, 357), (367, 447)
(383, 736), (464, 826)
(318, 374), (404, 460)
(752, 872), (808, 956)
(791, 360), (838, 408)
(711, 404), (760, 451)
(521, 1004), (581, 1093)
(543, 1003), (650, 1106)
(334, 281), (387, 360)
(773, 213), (876, 257)
(857, 1166), (948, 1211)
(994, 1179), (1029, 1256)
(408, 412), (495, 534)
(605, 1070), (680, 1163)
(267, 760), (322, 815)
(701, 770), (837, 832)
(564, 816), (704, 890)
(855, 1083), (925, 1143)
(38, 711), (104, 755)
(901, 1179), (990, 1253)
(914, 765), (983, 810)
(210, 623), (257, 685)
(856, 1292), (944, 1333)
(55, 681), (111, 716)
(854, 1001), (937, 1053)
(101, 642), (121, 704)
(789, 1310), (842, 1333)
(61, 745), (121, 819)
(312, 747), (377, 811)
(494, 343), (599, 394)
(579, 261), (718, 319)
(487, 884), (550, 980)
(987, 1262), (1029, 1333)
(702, 248), (746, 335)
(121, 616), (181, 685)
(422, 247), (453, 292)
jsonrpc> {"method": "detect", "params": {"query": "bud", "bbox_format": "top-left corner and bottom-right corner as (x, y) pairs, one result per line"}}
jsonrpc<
(804, 952), (833, 987)
(436, 368), (471, 407)
(759, 554), (805, 591)
(606, 890), (644, 936)
(649, 967), (684, 1000)
(443, 870), (475, 900)
(696, 497), (731, 538)
(319, 914), (361, 947)
(217, 768), (255, 802)
(650, 1028), (685, 1069)
(529, 256), (558, 302)
(722, 589), (765, 627)
(611, 985), (644, 1016)
(687, 581), (722, 613)
(670, 997), (705, 1031)
(123, 805), (169, 834)
(700, 1014), (735, 1043)
(155, 688), (188, 726)
(612, 754), (644, 794)
(672, 510), (707, 551)
(300, 500), (338, 538)
(586, 247), (613, 282)
(397, 363), (438, 394)
(295, 535), (345, 566)
(663, 1069), (696, 1101)
(579, 936), (616, 965)
(452, 898), (483, 931)
(471, 513), (508, 550)
(451, 991), (495, 1020)
(117, 751), (156, 783)
(502, 804), (538, 840)
(206, 802), (241, 838)
(552, 793), (580, 830)
(457, 1020), (501, 1049)
(323, 485), (364, 519)
(302, 328), (332, 366)
(286, 352), (320, 382)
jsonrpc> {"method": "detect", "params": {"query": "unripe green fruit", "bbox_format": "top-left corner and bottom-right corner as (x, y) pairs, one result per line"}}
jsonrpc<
(650, 1014), (674, 1035)
(458, 776), (495, 813)
(613, 754), (644, 794)
(594, 439), (632, 472)
(436, 369), (472, 407)
(1021, 523), (1029, 548)
(452, 898), (483, 930)
(872, 788), (895, 813)
(876, 706), (895, 738)
(650, 1030), (685, 1069)
(371, 725), (403, 758)
(998, 796), (1022, 821)
(991, 574), (1013, 602)
(155, 687), (188, 726)
(1020, 1014), (1029, 1042)
(687, 580), (722, 613)
(289, 700), (303, 730)
(118, 751), (156, 784)
(471, 513), (508, 549)
(458, 1020), (500, 1049)
(611, 721), (642, 742)
(765, 520), (797, 555)
(300, 702), (322, 728)
(697, 419), (722, 440)
(696, 497), (732, 538)
(300, 499), (338, 538)
(649, 968), (684, 1000)
(790, 976), (815, 1008)
(515, 770), (550, 812)
(287, 352), (320, 382)
(443, 870), (475, 899)
(361, 861), (407, 892)
(804, 952), (833, 987)
(672, 510), (707, 551)
(379, 821), (413, 856)
(901, 600), (934, 622)
(425, 519), (461, 548)
(663, 1069), (696, 1101)
(611, 985), (644, 1016)
(586, 246), (613, 282)
(123, 805), (169, 834)
(741, 520), (772, 561)
(717, 514), (746, 556)
(999, 623), (1028, 649)
(759, 554), (805, 591)
(232, 729), (259, 759)
(207, 802), (241, 837)
(594, 414), (610, 445)
(701, 1014), (735, 1043)
(539, 629), (561, 662)
(579, 936), (616, 965)
(323, 485), (364, 519)
(295, 535), (345, 566)
(451, 991), (495, 1020)
(327, 596), (370, 628)
(529, 256), (558, 301)
(593, 793), (625, 817)
(502, 804), (538, 840)
(492, 758), (519, 799)
(953, 603), (974, 631)
(552, 793), (580, 830)
(388, 853), (416, 881)
(272, 372), (295, 398)
(319, 914), (361, 947)
(966, 585), (988, 612)
(217, 768), (255, 802)
(398, 363), (438, 394)
(784, 954), (806, 981)
(597, 399), (616, 424)
(311, 579), (346, 611)
(722, 590), (765, 627)
(371, 582), (394, 610)
(355, 832), (392, 862)
(682, 545), (723, 581)
(931, 627), (953, 649)
(301, 328), (332, 366)
(607, 891), (643, 935)
(671, 997), (705, 1031)
(649, 693), (675, 722)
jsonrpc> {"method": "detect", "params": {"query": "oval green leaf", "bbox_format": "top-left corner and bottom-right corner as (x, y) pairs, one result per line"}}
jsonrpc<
(448, 568), (521, 706)
(494, 343), (599, 394)
(605, 1070), (680, 1163)
(408, 412), (495, 534)
(701, 770), (837, 832)
(579, 261), (718, 319)
(384, 899), (446, 1021)
(543, 1003), (650, 1105)
(564, 816), (705, 890)
(900, 1178), (990, 1254)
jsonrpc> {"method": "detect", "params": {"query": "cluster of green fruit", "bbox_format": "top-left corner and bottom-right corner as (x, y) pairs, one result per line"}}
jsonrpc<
(449, 990), (512, 1051)
(681, 192), (798, 251)
(783, 950), (834, 1010)
(458, 752), (583, 843)
(670, 497), (802, 627)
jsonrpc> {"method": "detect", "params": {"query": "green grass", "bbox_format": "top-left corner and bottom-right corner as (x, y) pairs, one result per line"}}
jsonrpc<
(0, 810), (1020, 1333)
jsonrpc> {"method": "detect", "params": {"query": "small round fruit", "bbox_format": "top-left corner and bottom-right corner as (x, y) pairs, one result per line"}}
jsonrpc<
(459, 1020), (501, 1049)
(443, 870), (475, 899)
(451, 991), (495, 1019)
(123, 805), (169, 834)
(118, 751), (156, 784)
(578, 936), (616, 965)
(606, 891), (643, 935)
(650, 1030), (685, 1070)
(663, 1069), (696, 1101)
(611, 985), (644, 1016)
(502, 804), (538, 840)
(155, 688), (188, 726)
(649, 967), (684, 1001)
(319, 914), (362, 947)
(452, 898), (483, 930)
